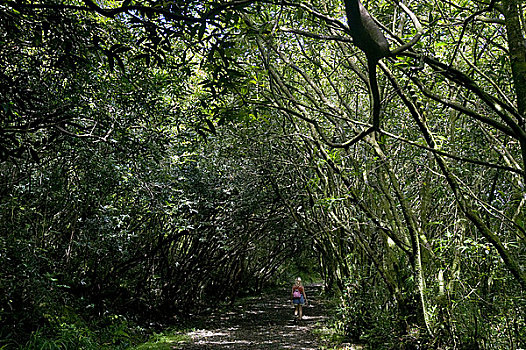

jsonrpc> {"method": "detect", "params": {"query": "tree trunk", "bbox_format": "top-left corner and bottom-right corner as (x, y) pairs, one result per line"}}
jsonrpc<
(502, 0), (526, 124)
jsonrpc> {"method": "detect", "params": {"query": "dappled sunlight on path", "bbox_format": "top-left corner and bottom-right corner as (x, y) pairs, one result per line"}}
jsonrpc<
(174, 284), (328, 349)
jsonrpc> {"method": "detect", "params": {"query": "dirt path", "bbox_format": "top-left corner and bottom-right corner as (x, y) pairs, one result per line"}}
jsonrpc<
(174, 284), (329, 349)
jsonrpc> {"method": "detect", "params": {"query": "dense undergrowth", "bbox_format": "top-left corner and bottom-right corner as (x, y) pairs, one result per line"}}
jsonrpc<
(321, 278), (525, 350)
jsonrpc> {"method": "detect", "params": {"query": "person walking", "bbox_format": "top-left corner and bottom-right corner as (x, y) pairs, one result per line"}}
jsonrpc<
(291, 277), (308, 320)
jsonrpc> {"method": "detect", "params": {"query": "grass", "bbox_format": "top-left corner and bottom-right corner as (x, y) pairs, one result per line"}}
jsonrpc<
(312, 324), (348, 344)
(132, 330), (192, 350)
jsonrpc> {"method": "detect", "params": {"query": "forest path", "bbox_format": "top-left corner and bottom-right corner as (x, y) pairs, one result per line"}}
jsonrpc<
(172, 283), (337, 349)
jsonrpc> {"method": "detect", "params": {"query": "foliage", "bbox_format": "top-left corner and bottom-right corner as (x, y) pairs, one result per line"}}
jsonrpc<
(1, 0), (525, 348)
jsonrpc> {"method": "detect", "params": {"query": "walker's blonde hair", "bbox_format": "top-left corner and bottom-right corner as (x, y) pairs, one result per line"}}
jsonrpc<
(295, 277), (302, 286)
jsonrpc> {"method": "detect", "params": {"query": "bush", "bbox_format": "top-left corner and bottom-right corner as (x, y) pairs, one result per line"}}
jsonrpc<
(13, 309), (143, 350)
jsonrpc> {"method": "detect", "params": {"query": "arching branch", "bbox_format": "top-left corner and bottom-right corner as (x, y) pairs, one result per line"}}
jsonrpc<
(390, 1), (424, 55)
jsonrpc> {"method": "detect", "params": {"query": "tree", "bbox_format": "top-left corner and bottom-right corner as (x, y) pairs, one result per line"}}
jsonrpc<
(212, 0), (525, 346)
(1, 0), (525, 348)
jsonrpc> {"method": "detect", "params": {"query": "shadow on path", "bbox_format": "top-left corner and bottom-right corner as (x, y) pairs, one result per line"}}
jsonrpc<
(174, 284), (328, 349)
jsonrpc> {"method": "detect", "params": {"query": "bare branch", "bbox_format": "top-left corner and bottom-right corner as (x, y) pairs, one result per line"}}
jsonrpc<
(390, 2), (424, 55)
